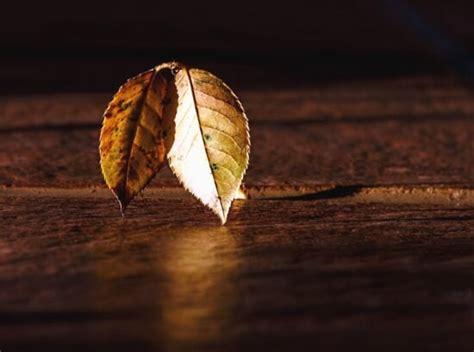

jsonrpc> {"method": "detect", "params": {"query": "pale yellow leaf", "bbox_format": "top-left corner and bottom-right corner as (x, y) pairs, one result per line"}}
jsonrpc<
(165, 65), (250, 224)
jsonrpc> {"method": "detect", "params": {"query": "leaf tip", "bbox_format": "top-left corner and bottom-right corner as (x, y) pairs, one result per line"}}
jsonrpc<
(217, 203), (231, 225)
(219, 214), (227, 226)
(111, 188), (132, 217)
(118, 200), (128, 217)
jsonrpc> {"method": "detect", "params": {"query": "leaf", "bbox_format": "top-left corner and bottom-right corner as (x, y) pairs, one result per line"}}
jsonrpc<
(99, 64), (174, 213)
(165, 64), (250, 224)
(99, 62), (251, 224)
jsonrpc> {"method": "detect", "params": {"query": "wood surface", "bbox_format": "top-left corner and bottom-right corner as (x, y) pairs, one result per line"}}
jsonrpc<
(0, 75), (473, 351)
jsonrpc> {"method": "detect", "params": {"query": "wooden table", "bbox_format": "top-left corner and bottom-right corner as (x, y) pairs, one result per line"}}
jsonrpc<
(0, 75), (473, 351)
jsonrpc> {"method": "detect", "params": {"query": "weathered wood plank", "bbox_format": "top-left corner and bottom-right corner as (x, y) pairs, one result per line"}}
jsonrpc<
(1, 76), (472, 187)
(0, 118), (471, 187)
(1, 76), (474, 128)
(0, 75), (473, 351)
(0, 196), (473, 351)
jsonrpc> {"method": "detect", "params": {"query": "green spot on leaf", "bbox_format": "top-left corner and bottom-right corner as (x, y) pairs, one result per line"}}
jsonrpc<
(120, 100), (132, 110)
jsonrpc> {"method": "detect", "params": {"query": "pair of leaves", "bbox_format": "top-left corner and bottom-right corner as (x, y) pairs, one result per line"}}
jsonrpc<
(99, 62), (250, 224)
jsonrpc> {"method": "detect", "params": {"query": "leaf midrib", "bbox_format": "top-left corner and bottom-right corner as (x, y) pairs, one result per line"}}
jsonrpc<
(183, 67), (225, 220)
(122, 70), (156, 204)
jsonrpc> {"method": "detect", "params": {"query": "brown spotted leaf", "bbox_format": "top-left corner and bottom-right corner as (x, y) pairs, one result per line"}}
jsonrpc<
(99, 63), (174, 213)
(165, 64), (250, 224)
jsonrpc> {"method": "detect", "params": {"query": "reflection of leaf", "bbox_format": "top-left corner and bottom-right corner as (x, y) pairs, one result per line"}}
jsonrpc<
(157, 226), (238, 345)
(167, 66), (250, 224)
(99, 64), (173, 213)
(100, 62), (250, 224)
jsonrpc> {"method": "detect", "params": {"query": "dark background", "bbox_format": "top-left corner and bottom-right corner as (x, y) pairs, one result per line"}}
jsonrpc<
(2, 0), (474, 94)
(1, 2), (474, 351)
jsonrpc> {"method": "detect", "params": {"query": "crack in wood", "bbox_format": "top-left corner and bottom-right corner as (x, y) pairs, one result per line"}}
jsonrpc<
(1, 185), (473, 205)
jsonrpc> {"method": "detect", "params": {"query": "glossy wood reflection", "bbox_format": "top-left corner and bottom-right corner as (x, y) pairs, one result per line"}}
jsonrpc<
(157, 226), (238, 350)
(1, 74), (473, 351)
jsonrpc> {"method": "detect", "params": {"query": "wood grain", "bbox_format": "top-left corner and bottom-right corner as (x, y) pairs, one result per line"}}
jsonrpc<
(0, 75), (473, 351)
(2, 76), (474, 129)
(0, 118), (471, 188)
(0, 76), (472, 188)
(0, 196), (473, 351)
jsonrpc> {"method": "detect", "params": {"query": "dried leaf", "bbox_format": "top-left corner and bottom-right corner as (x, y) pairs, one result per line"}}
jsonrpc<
(99, 64), (173, 213)
(165, 65), (250, 224)
(99, 62), (250, 224)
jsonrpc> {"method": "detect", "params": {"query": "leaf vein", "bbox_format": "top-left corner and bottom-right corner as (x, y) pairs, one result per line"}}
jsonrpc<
(201, 124), (243, 150)
(197, 105), (238, 127)
(206, 145), (240, 168)
(132, 142), (156, 164)
(193, 88), (239, 110)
